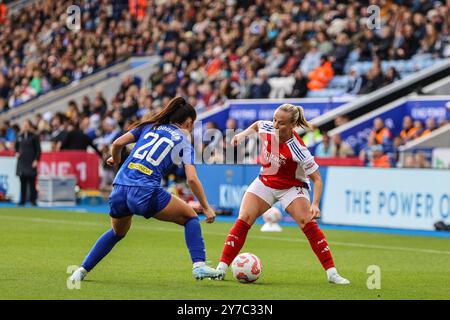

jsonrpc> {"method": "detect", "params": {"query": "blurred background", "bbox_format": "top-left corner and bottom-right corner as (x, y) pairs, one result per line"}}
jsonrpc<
(0, 0), (449, 232)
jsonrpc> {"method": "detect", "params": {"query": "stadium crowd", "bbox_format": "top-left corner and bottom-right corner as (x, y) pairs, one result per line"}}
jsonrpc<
(1, 77), (447, 171)
(1, 0), (450, 114)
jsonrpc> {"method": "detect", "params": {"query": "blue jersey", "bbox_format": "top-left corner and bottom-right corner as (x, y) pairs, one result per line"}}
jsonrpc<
(113, 124), (195, 187)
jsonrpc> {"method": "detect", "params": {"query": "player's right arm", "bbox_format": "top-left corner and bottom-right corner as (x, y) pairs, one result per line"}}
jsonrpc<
(107, 132), (136, 167)
(184, 164), (216, 224)
(230, 121), (260, 146)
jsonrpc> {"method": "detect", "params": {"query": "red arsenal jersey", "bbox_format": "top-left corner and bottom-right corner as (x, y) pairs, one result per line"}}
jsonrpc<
(257, 121), (319, 190)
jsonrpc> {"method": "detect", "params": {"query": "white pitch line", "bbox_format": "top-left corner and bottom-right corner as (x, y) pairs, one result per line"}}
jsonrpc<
(1, 214), (450, 256)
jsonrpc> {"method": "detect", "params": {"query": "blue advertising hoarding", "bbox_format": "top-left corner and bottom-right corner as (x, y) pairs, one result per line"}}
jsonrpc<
(228, 99), (350, 129)
(196, 164), (449, 231)
(337, 98), (450, 152)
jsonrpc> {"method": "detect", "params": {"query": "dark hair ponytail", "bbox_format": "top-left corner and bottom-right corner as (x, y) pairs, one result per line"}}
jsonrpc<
(130, 96), (196, 130)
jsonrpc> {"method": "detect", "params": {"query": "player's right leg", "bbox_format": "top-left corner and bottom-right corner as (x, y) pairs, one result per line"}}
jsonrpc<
(70, 216), (132, 282)
(153, 194), (224, 280)
(70, 185), (133, 282)
(216, 188), (271, 278)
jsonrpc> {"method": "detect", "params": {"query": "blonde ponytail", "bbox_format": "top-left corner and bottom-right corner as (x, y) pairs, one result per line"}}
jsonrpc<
(277, 103), (312, 131)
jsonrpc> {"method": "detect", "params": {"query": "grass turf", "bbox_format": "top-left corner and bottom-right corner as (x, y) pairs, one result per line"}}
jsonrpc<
(0, 207), (449, 300)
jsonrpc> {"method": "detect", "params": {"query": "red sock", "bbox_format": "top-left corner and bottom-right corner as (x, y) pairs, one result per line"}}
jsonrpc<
(220, 219), (251, 265)
(302, 220), (335, 270)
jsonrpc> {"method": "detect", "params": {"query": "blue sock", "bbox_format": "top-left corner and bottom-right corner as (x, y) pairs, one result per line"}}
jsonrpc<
(184, 217), (206, 263)
(81, 228), (124, 272)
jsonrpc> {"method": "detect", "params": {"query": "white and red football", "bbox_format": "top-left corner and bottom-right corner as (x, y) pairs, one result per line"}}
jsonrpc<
(231, 253), (263, 283)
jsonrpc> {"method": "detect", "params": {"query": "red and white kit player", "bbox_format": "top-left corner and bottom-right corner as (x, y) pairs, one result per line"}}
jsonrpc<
(216, 104), (350, 284)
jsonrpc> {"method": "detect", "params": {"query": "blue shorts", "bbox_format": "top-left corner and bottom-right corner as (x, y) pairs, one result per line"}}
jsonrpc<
(109, 184), (172, 219)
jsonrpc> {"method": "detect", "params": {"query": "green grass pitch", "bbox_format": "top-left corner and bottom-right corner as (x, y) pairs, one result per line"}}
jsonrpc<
(0, 207), (449, 300)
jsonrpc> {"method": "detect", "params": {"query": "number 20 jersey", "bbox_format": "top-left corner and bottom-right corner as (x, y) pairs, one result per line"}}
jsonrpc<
(113, 124), (195, 187)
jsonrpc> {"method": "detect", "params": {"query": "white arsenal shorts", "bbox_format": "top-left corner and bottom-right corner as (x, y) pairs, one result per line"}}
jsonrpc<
(246, 178), (310, 210)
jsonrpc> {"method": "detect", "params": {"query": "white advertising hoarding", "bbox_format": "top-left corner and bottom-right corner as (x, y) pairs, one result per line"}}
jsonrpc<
(0, 157), (20, 203)
(321, 167), (450, 231)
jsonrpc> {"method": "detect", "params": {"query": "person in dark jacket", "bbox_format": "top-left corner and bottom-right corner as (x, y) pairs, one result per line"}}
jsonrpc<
(60, 120), (103, 157)
(15, 120), (41, 206)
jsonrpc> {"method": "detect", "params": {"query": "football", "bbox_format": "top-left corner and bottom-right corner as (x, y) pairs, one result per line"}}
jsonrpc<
(231, 253), (263, 283)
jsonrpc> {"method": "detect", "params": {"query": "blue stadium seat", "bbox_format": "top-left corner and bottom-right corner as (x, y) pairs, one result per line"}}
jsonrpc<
(306, 88), (346, 98)
(328, 76), (349, 89)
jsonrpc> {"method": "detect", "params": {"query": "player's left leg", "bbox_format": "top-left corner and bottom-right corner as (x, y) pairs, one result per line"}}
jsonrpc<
(154, 195), (224, 280)
(285, 197), (350, 284)
(70, 216), (132, 282)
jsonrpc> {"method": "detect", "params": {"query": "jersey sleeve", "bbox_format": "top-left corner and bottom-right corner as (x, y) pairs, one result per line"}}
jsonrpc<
(180, 139), (195, 165)
(257, 120), (274, 134)
(129, 126), (143, 141)
(293, 143), (319, 176)
(303, 153), (319, 176)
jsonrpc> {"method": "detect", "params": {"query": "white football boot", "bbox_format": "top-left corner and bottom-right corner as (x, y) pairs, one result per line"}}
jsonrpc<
(327, 268), (350, 284)
(69, 267), (88, 282)
(192, 265), (225, 280)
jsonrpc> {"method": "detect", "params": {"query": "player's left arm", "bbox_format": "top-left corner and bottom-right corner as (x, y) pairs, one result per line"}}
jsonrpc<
(107, 132), (136, 167)
(308, 169), (322, 218)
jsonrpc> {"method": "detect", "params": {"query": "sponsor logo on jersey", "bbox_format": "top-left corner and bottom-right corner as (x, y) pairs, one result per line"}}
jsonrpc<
(128, 162), (153, 176)
(305, 162), (315, 170)
(262, 145), (286, 166)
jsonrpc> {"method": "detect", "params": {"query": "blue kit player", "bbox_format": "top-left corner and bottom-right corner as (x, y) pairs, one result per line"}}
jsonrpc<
(70, 97), (225, 281)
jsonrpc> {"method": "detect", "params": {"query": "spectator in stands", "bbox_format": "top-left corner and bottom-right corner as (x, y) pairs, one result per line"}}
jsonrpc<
(414, 152), (431, 168)
(15, 120), (41, 206)
(412, 120), (425, 139)
(399, 116), (416, 144)
(369, 117), (392, 147)
(93, 117), (122, 149)
(265, 47), (287, 77)
(332, 33), (352, 75)
(391, 136), (403, 166)
(420, 23), (440, 55)
(358, 29), (380, 62)
(383, 67), (401, 86)
(250, 70), (271, 99)
(35, 113), (50, 138)
(0, 120), (16, 150)
(359, 64), (384, 94)
(49, 113), (67, 151)
(346, 67), (363, 95)
(316, 31), (334, 56)
(394, 24), (420, 59)
(280, 47), (302, 77)
(375, 26), (394, 61)
(0, 0), (7, 24)
(331, 134), (354, 158)
(300, 43), (322, 76)
(421, 118), (438, 137)
(334, 115), (350, 127)
(81, 96), (92, 117)
(129, 0), (147, 21)
(60, 120), (102, 158)
(66, 100), (80, 124)
(0, 74), (10, 108)
(369, 145), (392, 168)
(315, 132), (333, 158)
(289, 70), (308, 98)
(0, 98), (7, 113)
(307, 55), (334, 91)
(403, 154), (416, 168)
